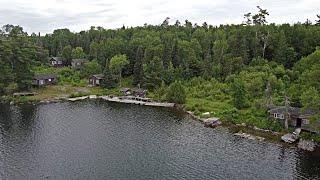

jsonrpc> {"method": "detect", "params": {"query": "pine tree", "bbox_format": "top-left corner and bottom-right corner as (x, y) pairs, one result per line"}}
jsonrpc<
(162, 43), (171, 70)
(101, 60), (117, 89)
(231, 78), (248, 109)
(171, 40), (180, 68)
(166, 81), (186, 104)
(133, 46), (144, 86)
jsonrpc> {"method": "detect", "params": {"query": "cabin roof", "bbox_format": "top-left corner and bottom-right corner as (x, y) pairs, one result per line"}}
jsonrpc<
(34, 74), (57, 80)
(268, 106), (316, 116)
(92, 74), (104, 79)
(50, 57), (63, 61)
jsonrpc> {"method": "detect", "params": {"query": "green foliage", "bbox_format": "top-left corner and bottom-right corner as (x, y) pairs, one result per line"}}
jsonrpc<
(62, 45), (72, 65)
(230, 78), (248, 109)
(109, 54), (129, 76)
(102, 66), (117, 89)
(80, 60), (102, 78)
(166, 81), (186, 104)
(71, 47), (86, 59)
(133, 46), (144, 85)
(143, 56), (163, 89)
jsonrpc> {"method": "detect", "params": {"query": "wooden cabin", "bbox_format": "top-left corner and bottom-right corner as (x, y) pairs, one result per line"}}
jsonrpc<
(33, 74), (57, 86)
(71, 59), (87, 69)
(89, 74), (104, 86)
(268, 106), (319, 133)
(49, 57), (64, 67)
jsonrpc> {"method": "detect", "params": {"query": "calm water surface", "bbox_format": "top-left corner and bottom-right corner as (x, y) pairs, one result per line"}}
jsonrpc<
(0, 100), (319, 180)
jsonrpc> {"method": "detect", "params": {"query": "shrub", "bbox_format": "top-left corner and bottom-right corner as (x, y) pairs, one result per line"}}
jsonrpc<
(166, 81), (186, 104)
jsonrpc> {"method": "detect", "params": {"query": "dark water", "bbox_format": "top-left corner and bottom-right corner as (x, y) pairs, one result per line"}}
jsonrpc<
(0, 101), (319, 180)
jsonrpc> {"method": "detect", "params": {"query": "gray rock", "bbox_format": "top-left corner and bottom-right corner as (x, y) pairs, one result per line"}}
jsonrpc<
(298, 139), (317, 152)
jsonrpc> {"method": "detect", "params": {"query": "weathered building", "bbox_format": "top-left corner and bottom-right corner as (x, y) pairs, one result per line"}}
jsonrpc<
(268, 106), (319, 133)
(49, 57), (65, 67)
(33, 74), (57, 86)
(71, 59), (87, 69)
(89, 74), (104, 86)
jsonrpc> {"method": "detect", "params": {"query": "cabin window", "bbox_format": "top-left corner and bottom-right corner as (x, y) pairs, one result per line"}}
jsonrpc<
(39, 80), (44, 85)
(274, 113), (284, 119)
(52, 61), (56, 65)
(302, 119), (309, 125)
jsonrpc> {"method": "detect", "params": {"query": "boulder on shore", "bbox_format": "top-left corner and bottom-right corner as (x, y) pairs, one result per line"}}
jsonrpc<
(298, 139), (317, 152)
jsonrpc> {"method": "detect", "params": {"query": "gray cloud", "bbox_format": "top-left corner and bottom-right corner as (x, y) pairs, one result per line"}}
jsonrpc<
(0, 0), (319, 34)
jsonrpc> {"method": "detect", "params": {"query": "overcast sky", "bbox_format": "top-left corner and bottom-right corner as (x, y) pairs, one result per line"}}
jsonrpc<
(0, 0), (319, 34)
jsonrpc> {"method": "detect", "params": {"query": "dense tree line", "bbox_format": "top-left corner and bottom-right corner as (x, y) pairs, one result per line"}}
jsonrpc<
(1, 8), (320, 117)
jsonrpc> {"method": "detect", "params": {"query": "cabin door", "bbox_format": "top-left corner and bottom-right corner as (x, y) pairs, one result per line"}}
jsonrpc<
(296, 118), (302, 128)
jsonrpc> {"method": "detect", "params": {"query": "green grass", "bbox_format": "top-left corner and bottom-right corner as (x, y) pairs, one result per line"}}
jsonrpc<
(185, 97), (234, 117)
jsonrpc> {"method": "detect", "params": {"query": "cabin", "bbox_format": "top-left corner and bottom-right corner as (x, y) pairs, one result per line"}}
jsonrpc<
(89, 74), (104, 86)
(33, 74), (57, 86)
(49, 57), (64, 67)
(132, 88), (147, 98)
(71, 59), (87, 69)
(268, 106), (319, 133)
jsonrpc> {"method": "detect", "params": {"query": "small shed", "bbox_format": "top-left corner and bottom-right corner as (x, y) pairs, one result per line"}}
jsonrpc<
(49, 57), (64, 67)
(89, 74), (104, 86)
(33, 74), (57, 86)
(71, 59), (87, 69)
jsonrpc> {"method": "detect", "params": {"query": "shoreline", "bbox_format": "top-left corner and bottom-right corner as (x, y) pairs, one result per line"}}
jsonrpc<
(2, 94), (319, 151)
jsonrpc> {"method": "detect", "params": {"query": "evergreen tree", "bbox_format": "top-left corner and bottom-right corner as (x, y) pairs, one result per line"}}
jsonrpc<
(143, 56), (163, 89)
(62, 45), (72, 65)
(133, 46), (144, 86)
(231, 78), (248, 109)
(166, 81), (186, 104)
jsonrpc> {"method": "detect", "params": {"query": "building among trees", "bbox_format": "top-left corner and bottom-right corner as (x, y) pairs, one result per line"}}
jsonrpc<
(268, 106), (319, 133)
(33, 74), (57, 86)
(49, 57), (65, 67)
(89, 74), (104, 86)
(71, 59), (87, 69)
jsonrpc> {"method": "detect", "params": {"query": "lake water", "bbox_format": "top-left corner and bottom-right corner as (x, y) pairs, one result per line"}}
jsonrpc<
(0, 100), (319, 180)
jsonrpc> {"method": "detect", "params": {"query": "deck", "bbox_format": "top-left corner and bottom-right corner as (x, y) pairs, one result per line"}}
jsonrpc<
(100, 96), (175, 108)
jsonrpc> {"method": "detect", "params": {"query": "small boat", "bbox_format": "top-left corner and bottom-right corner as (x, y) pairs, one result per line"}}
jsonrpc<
(281, 128), (301, 143)
(203, 118), (221, 128)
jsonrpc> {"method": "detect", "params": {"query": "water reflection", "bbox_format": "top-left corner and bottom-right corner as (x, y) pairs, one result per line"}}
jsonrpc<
(0, 101), (319, 180)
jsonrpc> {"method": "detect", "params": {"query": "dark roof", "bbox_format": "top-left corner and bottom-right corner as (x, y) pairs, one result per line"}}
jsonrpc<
(50, 57), (63, 61)
(268, 106), (316, 116)
(92, 74), (104, 79)
(72, 59), (87, 63)
(34, 74), (57, 80)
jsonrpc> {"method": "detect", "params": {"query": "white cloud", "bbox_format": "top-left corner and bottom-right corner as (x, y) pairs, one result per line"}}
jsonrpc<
(0, 0), (319, 34)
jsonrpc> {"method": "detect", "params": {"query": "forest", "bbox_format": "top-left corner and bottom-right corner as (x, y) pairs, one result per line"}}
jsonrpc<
(0, 7), (320, 133)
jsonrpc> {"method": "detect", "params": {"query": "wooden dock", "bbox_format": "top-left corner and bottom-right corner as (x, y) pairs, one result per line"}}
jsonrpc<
(100, 96), (175, 108)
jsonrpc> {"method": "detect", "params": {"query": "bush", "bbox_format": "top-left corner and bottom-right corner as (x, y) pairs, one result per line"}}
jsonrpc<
(166, 81), (186, 104)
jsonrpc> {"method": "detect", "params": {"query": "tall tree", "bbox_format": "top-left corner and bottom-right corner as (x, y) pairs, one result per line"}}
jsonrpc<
(109, 54), (129, 86)
(62, 45), (72, 65)
(71, 47), (86, 59)
(133, 46), (144, 86)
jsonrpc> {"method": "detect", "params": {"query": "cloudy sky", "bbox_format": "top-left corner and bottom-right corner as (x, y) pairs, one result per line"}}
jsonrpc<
(0, 0), (319, 34)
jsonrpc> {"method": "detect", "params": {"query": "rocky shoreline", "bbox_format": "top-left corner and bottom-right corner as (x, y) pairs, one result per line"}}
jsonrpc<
(2, 95), (319, 151)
